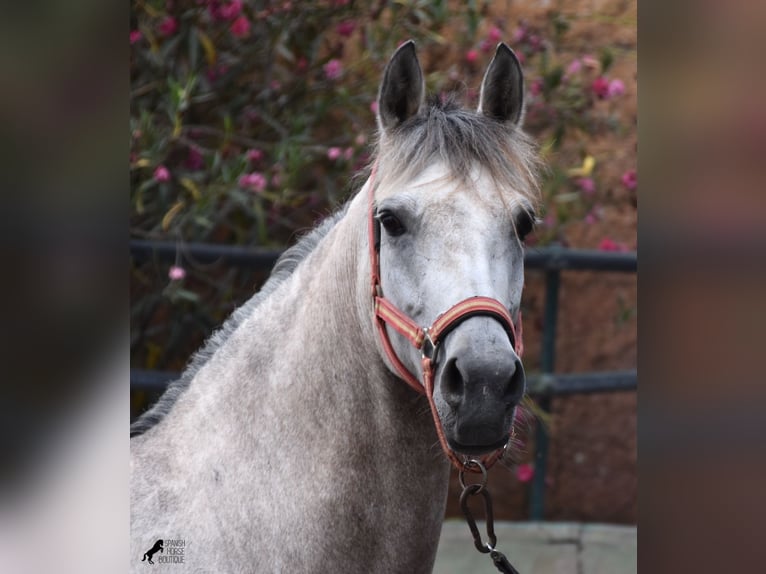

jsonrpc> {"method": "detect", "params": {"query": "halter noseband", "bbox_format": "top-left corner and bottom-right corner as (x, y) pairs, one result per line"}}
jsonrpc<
(366, 163), (524, 472)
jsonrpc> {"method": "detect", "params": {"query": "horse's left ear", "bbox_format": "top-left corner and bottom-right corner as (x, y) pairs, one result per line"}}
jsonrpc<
(477, 43), (525, 126)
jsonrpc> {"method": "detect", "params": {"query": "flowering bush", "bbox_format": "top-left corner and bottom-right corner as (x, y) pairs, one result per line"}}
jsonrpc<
(130, 1), (635, 381)
(131, 0), (477, 250)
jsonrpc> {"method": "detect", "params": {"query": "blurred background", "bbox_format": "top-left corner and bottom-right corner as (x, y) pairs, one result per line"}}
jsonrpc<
(130, 0), (637, 525)
(2, 0), (766, 572)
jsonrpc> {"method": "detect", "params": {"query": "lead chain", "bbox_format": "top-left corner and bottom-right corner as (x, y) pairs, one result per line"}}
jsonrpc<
(458, 461), (521, 574)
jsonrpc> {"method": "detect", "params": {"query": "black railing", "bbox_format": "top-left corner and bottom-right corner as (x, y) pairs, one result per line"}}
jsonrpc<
(130, 240), (636, 519)
(130, 238), (636, 273)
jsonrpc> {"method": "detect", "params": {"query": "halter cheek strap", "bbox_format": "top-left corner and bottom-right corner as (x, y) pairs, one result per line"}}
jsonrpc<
(367, 164), (524, 472)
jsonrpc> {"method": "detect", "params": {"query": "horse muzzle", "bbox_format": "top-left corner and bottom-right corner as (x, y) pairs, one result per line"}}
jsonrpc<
(434, 316), (525, 455)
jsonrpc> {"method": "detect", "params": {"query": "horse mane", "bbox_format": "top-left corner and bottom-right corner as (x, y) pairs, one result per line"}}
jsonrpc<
(130, 207), (347, 437)
(373, 94), (542, 214)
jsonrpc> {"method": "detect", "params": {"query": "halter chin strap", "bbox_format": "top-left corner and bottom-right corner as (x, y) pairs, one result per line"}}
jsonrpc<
(366, 163), (524, 472)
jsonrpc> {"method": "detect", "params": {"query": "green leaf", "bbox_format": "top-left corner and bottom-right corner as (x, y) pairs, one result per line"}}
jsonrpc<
(171, 288), (200, 304)
(544, 66), (563, 94)
(554, 192), (581, 203)
(600, 48), (614, 73)
(466, 0), (479, 37)
(551, 11), (570, 45)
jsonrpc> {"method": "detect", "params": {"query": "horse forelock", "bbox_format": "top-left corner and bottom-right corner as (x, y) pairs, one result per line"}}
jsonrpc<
(130, 207), (347, 437)
(372, 95), (542, 215)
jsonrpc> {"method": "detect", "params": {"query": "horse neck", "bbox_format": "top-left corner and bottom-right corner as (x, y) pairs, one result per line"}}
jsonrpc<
(275, 189), (451, 561)
(272, 185), (447, 465)
(190, 181), (449, 496)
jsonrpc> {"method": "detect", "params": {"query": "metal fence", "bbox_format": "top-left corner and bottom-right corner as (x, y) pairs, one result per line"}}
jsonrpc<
(130, 240), (637, 520)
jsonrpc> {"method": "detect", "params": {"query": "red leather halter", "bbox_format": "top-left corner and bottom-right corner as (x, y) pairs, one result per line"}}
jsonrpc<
(367, 164), (524, 471)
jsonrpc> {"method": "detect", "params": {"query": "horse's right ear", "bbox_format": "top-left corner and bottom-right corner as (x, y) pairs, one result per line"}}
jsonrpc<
(377, 40), (425, 134)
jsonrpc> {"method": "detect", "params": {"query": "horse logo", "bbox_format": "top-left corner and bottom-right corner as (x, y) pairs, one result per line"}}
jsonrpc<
(141, 539), (164, 564)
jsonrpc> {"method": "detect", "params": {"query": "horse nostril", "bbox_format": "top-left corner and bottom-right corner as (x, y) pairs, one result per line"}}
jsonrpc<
(504, 358), (526, 406)
(441, 357), (463, 407)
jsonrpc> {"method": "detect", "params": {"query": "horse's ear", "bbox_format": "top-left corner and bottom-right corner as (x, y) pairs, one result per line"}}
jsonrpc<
(377, 40), (425, 134)
(478, 43), (525, 126)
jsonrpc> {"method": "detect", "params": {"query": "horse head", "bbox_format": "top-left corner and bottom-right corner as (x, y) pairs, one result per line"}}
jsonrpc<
(371, 41), (539, 458)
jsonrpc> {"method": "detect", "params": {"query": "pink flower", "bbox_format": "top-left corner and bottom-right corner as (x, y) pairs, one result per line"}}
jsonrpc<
(599, 237), (617, 251)
(323, 59), (343, 80)
(130, 30), (142, 45)
(355, 133), (367, 146)
(530, 78), (543, 96)
(488, 26), (502, 43)
(584, 212), (597, 225)
(528, 34), (543, 51)
(511, 25), (526, 44)
(168, 265), (186, 281)
(230, 15), (251, 38)
(219, 0), (243, 20)
(207, 1), (225, 21)
(370, 100), (379, 115)
(607, 78), (625, 98)
(581, 55), (600, 69)
(516, 463), (534, 483)
(591, 76), (610, 99)
(621, 169), (637, 190)
(564, 59), (582, 79)
(271, 172), (282, 188)
(479, 39), (493, 53)
(327, 147), (342, 160)
(343, 147), (354, 160)
(465, 49), (479, 64)
(153, 165), (170, 182)
(575, 177), (595, 195)
(247, 149), (264, 163)
(158, 17), (178, 37)
(336, 20), (356, 37)
(239, 172), (267, 192)
(269, 80), (281, 91)
(185, 148), (204, 171)
(598, 237), (629, 252)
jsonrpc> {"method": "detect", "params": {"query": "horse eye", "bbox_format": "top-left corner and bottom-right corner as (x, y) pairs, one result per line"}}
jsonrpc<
(514, 210), (535, 241)
(377, 210), (406, 237)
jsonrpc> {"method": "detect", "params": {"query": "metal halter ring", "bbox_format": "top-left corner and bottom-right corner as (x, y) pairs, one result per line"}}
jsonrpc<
(420, 329), (439, 361)
(459, 459), (488, 493)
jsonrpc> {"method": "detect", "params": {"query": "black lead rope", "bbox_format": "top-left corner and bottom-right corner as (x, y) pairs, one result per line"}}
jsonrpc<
(459, 462), (521, 574)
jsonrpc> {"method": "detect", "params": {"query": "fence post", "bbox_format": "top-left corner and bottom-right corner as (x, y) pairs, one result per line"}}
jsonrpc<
(528, 262), (560, 520)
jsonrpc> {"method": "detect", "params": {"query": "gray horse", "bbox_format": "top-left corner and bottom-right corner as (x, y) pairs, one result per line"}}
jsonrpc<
(131, 41), (541, 573)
